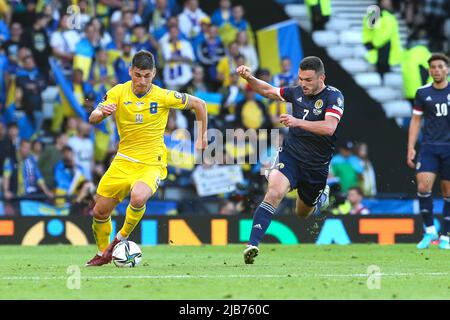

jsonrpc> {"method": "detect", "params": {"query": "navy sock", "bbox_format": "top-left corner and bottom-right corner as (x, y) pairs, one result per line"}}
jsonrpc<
(248, 201), (276, 246)
(443, 197), (450, 237)
(418, 192), (434, 228)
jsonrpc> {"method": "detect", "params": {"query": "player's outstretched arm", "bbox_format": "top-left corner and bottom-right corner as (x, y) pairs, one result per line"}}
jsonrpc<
(186, 94), (208, 150)
(236, 65), (283, 101)
(279, 113), (339, 136)
(407, 114), (421, 169)
(88, 104), (116, 125)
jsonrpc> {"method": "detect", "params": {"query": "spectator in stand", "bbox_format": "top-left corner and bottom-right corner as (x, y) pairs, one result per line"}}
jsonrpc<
(3, 139), (54, 201)
(355, 142), (377, 197)
(305, 0), (331, 31)
(68, 121), (94, 181)
(330, 141), (364, 194)
(218, 200), (237, 215)
(20, 13), (51, 80)
(211, 0), (232, 27)
(235, 85), (272, 131)
(132, 24), (159, 60)
(148, 0), (173, 40)
(110, 4), (142, 30)
(77, 0), (94, 31)
(15, 54), (47, 133)
(219, 72), (244, 130)
(219, 4), (254, 47)
(216, 41), (242, 88)
(89, 48), (117, 101)
(347, 187), (370, 215)
(64, 116), (79, 138)
(178, 0), (208, 41)
(11, 0), (37, 31)
(362, 0), (402, 81)
(90, 17), (112, 50)
(38, 132), (68, 190)
(2, 122), (19, 160)
(54, 145), (93, 208)
(273, 57), (296, 88)
(236, 30), (258, 72)
(106, 24), (129, 65)
(1, 22), (22, 67)
(74, 21), (100, 81)
(161, 24), (195, 90)
(196, 23), (225, 87)
(423, 0), (448, 52)
(50, 14), (81, 74)
(30, 139), (42, 162)
(71, 68), (95, 108)
(0, 122), (7, 183)
(113, 40), (134, 84)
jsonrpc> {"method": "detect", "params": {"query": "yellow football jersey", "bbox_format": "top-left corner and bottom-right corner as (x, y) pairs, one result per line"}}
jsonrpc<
(98, 81), (189, 166)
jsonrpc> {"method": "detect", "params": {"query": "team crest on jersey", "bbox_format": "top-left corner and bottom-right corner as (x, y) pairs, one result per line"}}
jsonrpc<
(174, 91), (183, 99)
(314, 99), (323, 109)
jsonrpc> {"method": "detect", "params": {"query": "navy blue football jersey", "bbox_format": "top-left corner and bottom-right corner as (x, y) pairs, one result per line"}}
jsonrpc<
(278, 85), (345, 169)
(413, 83), (450, 145)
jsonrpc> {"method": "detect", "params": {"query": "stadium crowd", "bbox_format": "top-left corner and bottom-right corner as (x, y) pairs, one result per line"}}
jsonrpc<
(0, 0), (375, 216)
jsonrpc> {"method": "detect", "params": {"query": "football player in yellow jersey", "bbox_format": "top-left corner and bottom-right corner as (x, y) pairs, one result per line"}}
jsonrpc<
(85, 50), (208, 266)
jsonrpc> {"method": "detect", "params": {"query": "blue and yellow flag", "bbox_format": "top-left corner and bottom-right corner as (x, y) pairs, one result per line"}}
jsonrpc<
(257, 20), (303, 76)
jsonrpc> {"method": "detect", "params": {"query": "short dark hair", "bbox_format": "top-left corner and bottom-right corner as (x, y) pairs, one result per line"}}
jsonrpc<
(348, 186), (364, 197)
(62, 145), (73, 153)
(428, 53), (449, 66)
(132, 50), (155, 70)
(299, 56), (325, 75)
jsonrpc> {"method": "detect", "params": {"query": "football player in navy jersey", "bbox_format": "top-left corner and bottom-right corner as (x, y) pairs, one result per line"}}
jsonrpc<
(237, 56), (345, 264)
(407, 53), (450, 250)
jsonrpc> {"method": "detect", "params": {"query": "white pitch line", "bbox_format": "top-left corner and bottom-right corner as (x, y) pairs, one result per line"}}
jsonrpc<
(0, 272), (448, 281)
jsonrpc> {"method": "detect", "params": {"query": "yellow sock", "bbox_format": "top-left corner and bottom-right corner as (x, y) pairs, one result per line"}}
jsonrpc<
(119, 204), (146, 239)
(92, 216), (112, 253)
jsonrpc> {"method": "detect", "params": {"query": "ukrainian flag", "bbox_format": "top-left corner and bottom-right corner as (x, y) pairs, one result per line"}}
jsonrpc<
(195, 91), (222, 116)
(257, 20), (303, 75)
(73, 38), (95, 81)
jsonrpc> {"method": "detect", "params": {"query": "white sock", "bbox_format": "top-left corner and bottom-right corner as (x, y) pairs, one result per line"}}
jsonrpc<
(97, 251), (103, 256)
(116, 232), (127, 241)
(440, 235), (449, 242)
(425, 226), (437, 234)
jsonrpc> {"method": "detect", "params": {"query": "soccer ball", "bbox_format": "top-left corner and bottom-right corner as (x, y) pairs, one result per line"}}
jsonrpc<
(112, 240), (142, 268)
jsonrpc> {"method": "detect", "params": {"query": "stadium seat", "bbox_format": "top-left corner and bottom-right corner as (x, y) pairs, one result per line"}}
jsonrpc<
(325, 19), (351, 32)
(339, 30), (362, 45)
(384, 72), (404, 88)
(353, 45), (368, 59)
(312, 30), (339, 47)
(354, 72), (382, 88)
(382, 100), (413, 118)
(326, 46), (354, 60)
(367, 87), (402, 103)
(340, 58), (372, 74)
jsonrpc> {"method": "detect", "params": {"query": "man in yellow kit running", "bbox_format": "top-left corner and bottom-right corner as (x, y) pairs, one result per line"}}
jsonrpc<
(86, 50), (208, 266)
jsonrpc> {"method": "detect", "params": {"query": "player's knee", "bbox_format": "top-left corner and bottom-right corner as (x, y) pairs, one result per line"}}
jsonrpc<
(265, 188), (285, 206)
(417, 184), (431, 194)
(130, 194), (147, 209)
(93, 204), (111, 220)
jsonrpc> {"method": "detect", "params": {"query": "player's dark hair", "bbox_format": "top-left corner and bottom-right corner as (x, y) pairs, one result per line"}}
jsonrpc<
(428, 53), (449, 66)
(132, 50), (155, 70)
(299, 56), (325, 75)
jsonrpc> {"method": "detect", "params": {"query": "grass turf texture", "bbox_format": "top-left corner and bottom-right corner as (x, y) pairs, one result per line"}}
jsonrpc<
(0, 244), (448, 300)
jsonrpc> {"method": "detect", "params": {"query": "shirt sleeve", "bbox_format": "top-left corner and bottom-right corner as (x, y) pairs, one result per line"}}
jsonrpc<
(325, 91), (345, 121)
(166, 90), (189, 110)
(412, 90), (424, 116)
(278, 86), (295, 102)
(98, 85), (120, 108)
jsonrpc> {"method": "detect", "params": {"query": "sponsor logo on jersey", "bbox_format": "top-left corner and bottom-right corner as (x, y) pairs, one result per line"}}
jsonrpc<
(426, 96), (432, 101)
(297, 97), (303, 103)
(314, 99), (323, 109)
(136, 101), (145, 108)
(124, 101), (132, 106)
(447, 94), (450, 101)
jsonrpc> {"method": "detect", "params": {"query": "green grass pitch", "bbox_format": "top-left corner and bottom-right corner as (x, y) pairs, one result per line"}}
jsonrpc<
(0, 244), (448, 300)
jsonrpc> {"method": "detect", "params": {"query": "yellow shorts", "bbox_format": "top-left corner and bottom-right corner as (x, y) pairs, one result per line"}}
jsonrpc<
(96, 157), (167, 202)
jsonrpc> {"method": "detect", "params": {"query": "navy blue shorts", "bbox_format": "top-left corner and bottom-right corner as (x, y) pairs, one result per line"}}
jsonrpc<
(416, 144), (450, 180)
(276, 148), (328, 207)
